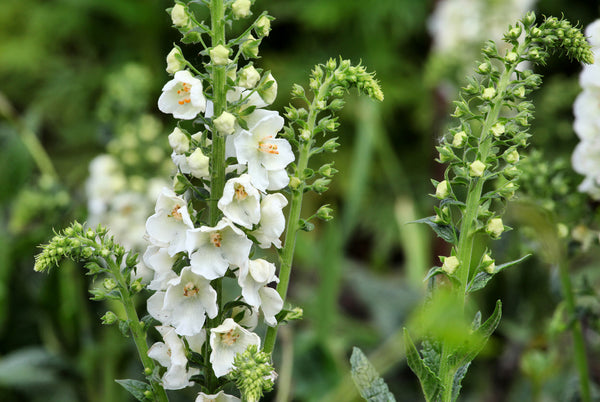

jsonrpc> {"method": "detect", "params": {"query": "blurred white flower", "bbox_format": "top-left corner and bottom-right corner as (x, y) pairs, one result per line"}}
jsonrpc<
(196, 391), (241, 402)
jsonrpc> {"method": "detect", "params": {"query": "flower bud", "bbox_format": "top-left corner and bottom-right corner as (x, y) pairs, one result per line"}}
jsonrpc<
(258, 73), (277, 105)
(322, 137), (340, 153)
(469, 160), (486, 177)
(168, 127), (190, 154)
(442, 256), (460, 275)
(557, 223), (569, 239)
(507, 25), (522, 40)
(477, 62), (491, 74)
(241, 34), (260, 59)
(171, 4), (189, 28)
(452, 131), (467, 147)
(255, 15), (271, 37)
(504, 166), (520, 178)
(435, 180), (450, 199)
(289, 176), (302, 190)
(187, 148), (210, 178)
(438, 146), (454, 163)
(300, 129), (311, 141)
(166, 47), (185, 74)
(312, 178), (331, 194)
(210, 45), (231, 66)
(103, 278), (117, 291)
(486, 217), (504, 238)
(231, 0), (251, 19)
(326, 58), (337, 71)
(504, 150), (519, 164)
(481, 254), (496, 274)
(491, 122), (505, 137)
(131, 279), (144, 294)
(505, 51), (518, 63)
(523, 11), (536, 27)
(291, 84), (305, 98)
(213, 111), (236, 135)
(318, 163), (338, 178)
(482, 87), (496, 100)
(173, 174), (188, 193)
(239, 65), (260, 89)
(316, 205), (334, 221)
(101, 311), (118, 325)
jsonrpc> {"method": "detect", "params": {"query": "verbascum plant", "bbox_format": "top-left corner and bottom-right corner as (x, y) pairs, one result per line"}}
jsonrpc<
(34, 0), (382, 401)
(402, 12), (593, 402)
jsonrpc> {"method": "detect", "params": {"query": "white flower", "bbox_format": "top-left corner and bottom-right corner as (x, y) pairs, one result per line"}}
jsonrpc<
(573, 89), (600, 141)
(148, 326), (199, 390)
(231, 110), (294, 191)
(186, 218), (252, 280)
(86, 155), (126, 216)
(585, 19), (600, 49)
(168, 127), (190, 154)
(146, 188), (194, 256)
(238, 259), (283, 326)
(572, 139), (600, 199)
(143, 245), (177, 291)
(580, 63), (600, 89)
(148, 267), (218, 336)
(187, 148), (210, 178)
(218, 174), (261, 229)
(238, 65), (261, 89)
(209, 318), (260, 377)
(252, 193), (288, 248)
(196, 391), (241, 402)
(158, 70), (206, 120)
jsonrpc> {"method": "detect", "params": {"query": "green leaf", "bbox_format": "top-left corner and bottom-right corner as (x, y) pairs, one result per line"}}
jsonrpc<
(451, 363), (471, 402)
(404, 329), (443, 401)
(454, 300), (502, 368)
(411, 216), (458, 244)
(350, 347), (396, 402)
(466, 254), (531, 294)
(115, 379), (151, 402)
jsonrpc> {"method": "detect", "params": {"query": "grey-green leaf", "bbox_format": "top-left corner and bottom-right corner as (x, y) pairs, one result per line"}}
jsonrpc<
(404, 329), (443, 401)
(350, 347), (396, 402)
(115, 379), (152, 402)
(411, 216), (458, 244)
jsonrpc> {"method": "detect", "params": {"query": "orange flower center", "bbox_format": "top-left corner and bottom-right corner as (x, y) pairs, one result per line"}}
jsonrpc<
(220, 329), (240, 346)
(176, 82), (192, 105)
(183, 282), (199, 297)
(258, 136), (279, 154)
(234, 183), (248, 200)
(210, 232), (222, 248)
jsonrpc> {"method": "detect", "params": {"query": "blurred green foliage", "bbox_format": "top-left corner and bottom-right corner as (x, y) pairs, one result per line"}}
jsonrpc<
(1, 0), (600, 400)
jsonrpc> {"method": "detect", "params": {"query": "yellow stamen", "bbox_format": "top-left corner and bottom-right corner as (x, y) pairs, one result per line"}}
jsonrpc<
(183, 282), (199, 297)
(234, 183), (248, 200)
(210, 232), (222, 248)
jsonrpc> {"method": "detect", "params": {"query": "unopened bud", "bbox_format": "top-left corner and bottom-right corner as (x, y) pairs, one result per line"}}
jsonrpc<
(486, 217), (504, 238)
(289, 176), (302, 190)
(239, 65), (260, 89)
(103, 278), (117, 291)
(322, 138), (340, 153)
(101, 311), (118, 325)
(166, 47), (185, 74)
(491, 122), (505, 137)
(255, 15), (271, 37)
(504, 150), (519, 164)
(171, 4), (189, 28)
(482, 254), (496, 274)
(442, 256), (460, 275)
(210, 45), (230, 66)
(231, 0), (251, 19)
(438, 146), (454, 163)
(452, 131), (467, 147)
(241, 34), (260, 59)
(505, 51), (518, 63)
(469, 160), (486, 177)
(168, 127), (190, 154)
(318, 163), (338, 178)
(435, 180), (450, 199)
(258, 73), (277, 105)
(482, 87), (496, 100)
(213, 111), (236, 135)
(312, 178), (331, 194)
(316, 205), (334, 221)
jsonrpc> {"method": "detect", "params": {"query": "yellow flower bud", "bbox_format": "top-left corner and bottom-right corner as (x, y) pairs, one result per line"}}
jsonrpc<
(469, 160), (486, 177)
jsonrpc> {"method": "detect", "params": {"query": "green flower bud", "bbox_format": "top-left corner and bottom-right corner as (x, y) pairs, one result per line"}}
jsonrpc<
(166, 47), (185, 74)
(486, 217), (504, 238)
(435, 180), (450, 199)
(481, 254), (495, 274)
(523, 11), (536, 27)
(254, 15), (271, 37)
(241, 34), (260, 59)
(452, 131), (467, 147)
(103, 278), (117, 291)
(232, 0), (251, 19)
(300, 129), (311, 142)
(168, 127), (190, 154)
(289, 176), (302, 190)
(326, 58), (337, 71)
(316, 205), (334, 221)
(101, 311), (118, 325)
(291, 84), (305, 98)
(312, 178), (331, 194)
(477, 62), (491, 74)
(491, 122), (505, 137)
(482, 87), (496, 100)
(258, 73), (277, 104)
(318, 163), (338, 178)
(507, 25), (522, 40)
(210, 45), (231, 66)
(438, 146), (454, 163)
(131, 279), (144, 294)
(469, 160), (486, 177)
(322, 137), (340, 153)
(504, 150), (519, 164)
(505, 51), (518, 63)
(441, 256), (460, 275)
(557, 223), (569, 239)
(239, 65), (260, 89)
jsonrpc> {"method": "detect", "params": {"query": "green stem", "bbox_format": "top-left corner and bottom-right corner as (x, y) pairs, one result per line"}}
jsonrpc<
(558, 253), (591, 402)
(111, 263), (169, 402)
(263, 75), (333, 354)
(205, 0), (227, 393)
(438, 44), (526, 402)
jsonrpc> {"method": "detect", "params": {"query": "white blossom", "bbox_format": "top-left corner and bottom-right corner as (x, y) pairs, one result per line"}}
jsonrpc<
(238, 259), (283, 326)
(572, 139), (600, 199)
(196, 391), (241, 402)
(231, 110), (294, 191)
(148, 326), (199, 390)
(158, 70), (206, 120)
(147, 267), (218, 336)
(143, 245), (177, 291)
(186, 218), (252, 280)
(218, 174), (261, 229)
(146, 187), (194, 256)
(209, 318), (260, 377)
(252, 193), (288, 248)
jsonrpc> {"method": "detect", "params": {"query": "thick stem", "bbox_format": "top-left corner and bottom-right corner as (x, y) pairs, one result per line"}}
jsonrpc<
(558, 255), (591, 402)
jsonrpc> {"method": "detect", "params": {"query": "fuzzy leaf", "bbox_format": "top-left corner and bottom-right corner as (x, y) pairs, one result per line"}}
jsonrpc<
(454, 300), (502, 368)
(466, 254), (531, 294)
(411, 216), (458, 244)
(452, 363), (471, 402)
(350, 347), (396, 402)
(404, 329), (443, 401)
(115, 379), (151, 401)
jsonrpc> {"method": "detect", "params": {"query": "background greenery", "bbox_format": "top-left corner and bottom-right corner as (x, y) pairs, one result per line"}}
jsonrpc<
(1, 0), (599, 400)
